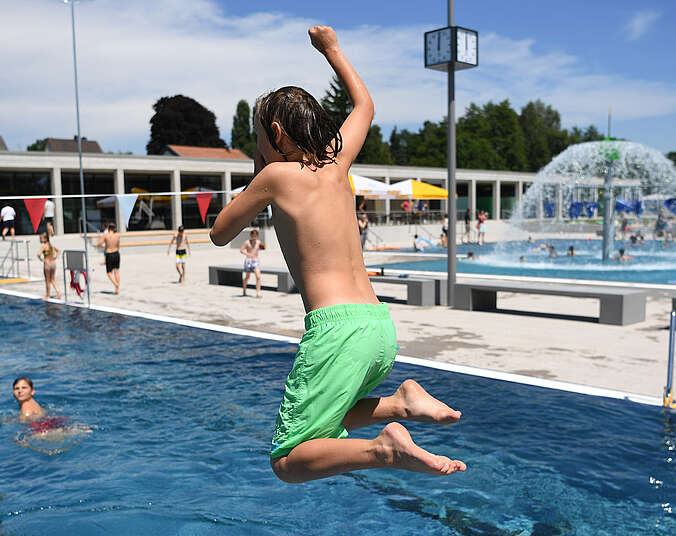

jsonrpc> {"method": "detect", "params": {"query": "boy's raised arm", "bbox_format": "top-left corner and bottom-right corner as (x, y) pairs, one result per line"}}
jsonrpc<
(309, 26), (373, 166)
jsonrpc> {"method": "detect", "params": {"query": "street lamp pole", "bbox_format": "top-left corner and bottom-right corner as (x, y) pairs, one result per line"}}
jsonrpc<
(446, 0), (457, 308)
(67, 0), (91, 307)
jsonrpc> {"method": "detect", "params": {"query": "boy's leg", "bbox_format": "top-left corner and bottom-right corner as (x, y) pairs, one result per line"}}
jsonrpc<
(271, 422), (465, 483)
(254, 268), (261, 297)
(181, 263), (186, 283)
(175, 262), (182, 281)
(341, 379), (461, 431)
(242, 272), (250, 295)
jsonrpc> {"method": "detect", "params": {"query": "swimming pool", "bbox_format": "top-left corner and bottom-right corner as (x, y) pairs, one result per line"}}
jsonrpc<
(1, 294), (674, 535)
(374, 239), (676, 285)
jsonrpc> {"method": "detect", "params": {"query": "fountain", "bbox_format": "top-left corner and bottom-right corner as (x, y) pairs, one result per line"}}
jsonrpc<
(510, 140), (676, 260)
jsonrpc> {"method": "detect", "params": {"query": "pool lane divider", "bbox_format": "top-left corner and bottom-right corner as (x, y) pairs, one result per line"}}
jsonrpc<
(0, 287), (663, 407)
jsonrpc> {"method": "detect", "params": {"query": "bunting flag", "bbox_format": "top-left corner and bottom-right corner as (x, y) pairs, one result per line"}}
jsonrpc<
(196, 192), (214, 224)
(24, 198), (47, 232)
(117, 194), (138, 226)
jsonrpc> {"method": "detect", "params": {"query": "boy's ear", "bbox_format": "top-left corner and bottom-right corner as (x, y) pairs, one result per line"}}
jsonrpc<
(270, 122), (284, 145)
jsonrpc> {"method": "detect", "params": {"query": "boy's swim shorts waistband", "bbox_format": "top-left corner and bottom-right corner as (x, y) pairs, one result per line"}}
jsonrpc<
(304, 302), (390, 330)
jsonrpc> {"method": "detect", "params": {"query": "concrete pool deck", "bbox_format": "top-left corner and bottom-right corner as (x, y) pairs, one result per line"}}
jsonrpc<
(4, 234), (674, 399)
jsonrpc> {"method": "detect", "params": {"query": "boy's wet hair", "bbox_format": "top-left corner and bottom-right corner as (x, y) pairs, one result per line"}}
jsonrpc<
(257, 86), (343, 169)
(13, 377), (33, 388)
(109, 223), (117, 232)
(178, 225), (184, 233)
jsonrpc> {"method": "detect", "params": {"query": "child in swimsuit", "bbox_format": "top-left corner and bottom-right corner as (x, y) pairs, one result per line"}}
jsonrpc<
(210, 26), (465, 483)
(240, 229), (262, 297)
(37, 232), (61, 300)
(168, 225), (191, 284)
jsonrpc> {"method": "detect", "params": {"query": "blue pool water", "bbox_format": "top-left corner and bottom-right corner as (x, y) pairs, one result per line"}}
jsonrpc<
(1, 294), (674, 535)
(375, 239), (676, 284)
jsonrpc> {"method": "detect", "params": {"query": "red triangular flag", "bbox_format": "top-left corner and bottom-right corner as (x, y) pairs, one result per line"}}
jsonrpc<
(196, 192), (213, 224)
(24, 198), (47, 233)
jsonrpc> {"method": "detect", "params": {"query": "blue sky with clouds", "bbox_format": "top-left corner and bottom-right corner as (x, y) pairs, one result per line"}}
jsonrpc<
(1, 0), (674, 155)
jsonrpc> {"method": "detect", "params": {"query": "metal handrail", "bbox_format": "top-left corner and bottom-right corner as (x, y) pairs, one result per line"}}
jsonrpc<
(0, 240), (31, 279)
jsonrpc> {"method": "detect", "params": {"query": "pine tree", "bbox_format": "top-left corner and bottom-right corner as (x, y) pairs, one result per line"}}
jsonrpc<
(356, 125), (393, 165)
(231, 100), (257, 157)
(146, 95), (227, 155)
(389, 127), (408, 166)
(320, 75), (353, 126)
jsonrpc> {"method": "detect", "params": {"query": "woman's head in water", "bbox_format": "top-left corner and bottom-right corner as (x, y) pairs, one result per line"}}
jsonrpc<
(255, 86), (343, 169)
(13, 377), (35, 404)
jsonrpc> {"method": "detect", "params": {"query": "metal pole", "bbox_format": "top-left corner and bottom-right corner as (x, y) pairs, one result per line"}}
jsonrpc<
(602, 161), (614, 262)
(665, 309), (675, 407)
(69, 1), (91, 307)
(446, 0), (457, 308)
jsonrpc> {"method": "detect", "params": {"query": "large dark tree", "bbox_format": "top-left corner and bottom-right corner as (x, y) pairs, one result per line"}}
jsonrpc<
(231, 99), (256, 157)
(146, 95), (227, 155)
(389, 127), (407, 166)
(27, 138), (47, 151)
(667, 152), (676, 166)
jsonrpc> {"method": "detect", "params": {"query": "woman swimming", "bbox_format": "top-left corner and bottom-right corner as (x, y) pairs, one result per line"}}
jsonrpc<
(37, 232), (61, 300)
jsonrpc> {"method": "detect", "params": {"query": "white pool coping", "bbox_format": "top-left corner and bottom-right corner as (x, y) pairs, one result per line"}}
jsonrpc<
(0, 287), (663, 407)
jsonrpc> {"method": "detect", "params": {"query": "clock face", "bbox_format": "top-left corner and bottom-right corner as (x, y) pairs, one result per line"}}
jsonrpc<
(425, 27), (452, 66)
(456, 28), (478, 65)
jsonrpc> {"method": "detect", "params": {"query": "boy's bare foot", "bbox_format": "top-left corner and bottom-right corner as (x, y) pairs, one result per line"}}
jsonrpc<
(375, 422), (465, 475)
(114, 285), (119, 295)
(394, 379), (461, 424)
(42, 296), (49, 301)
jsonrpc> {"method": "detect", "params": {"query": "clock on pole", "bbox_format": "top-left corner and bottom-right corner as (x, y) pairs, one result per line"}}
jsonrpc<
(424, 2), (478, 309)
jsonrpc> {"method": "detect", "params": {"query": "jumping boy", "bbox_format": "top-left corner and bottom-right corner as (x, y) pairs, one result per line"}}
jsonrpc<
(210, 26), (465, 483)
(240, 229), (262, 297)
(168, 225), (191, 284)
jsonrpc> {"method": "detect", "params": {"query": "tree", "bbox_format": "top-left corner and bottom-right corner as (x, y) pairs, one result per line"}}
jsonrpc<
(27, 138), (47, 151)
(356, 125), (393, 165)
(320, 75), (353, 126)
(146, 95), (227, 155)
(582, 125), (604, 142)
(389, 127), (407, 166)
(667, 152), (676, 166)
(231, 99), (256, 157)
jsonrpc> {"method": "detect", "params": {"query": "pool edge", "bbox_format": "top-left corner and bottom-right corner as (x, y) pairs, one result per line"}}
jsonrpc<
(0, 287), (663, 407)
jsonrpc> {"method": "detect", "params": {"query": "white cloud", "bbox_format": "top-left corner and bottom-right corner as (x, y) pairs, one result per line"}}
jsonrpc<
(625, 9), (661, 41)
(0, 0), (675, 153)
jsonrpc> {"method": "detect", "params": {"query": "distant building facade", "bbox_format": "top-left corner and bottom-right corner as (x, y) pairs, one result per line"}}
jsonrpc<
(0, 148), (549, 236)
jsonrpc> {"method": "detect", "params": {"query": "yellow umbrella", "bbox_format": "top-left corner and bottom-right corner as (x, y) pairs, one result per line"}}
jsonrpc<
(389, 179), (448, 199)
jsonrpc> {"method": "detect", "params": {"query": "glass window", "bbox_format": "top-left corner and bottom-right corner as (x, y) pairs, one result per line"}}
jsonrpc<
(0, 170), (51, 235)
(61, 172), (115, 234)
(180, 174), (223, 229)
(124, 174), (172, 231)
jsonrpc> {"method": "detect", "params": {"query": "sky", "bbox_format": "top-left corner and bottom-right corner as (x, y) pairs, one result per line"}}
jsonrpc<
(1, 0), (675, 155)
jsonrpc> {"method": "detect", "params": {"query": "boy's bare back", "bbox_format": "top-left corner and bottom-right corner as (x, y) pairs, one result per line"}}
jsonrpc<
(211, 26), (378, 312)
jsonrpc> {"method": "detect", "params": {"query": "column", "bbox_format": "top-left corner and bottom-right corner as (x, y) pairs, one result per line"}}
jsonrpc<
(114, 168), (126, 232)
(223, 170), (232, 206)
(384, 174), (391, 224)
(51, 168), (64, 235)
(493, 180), (501, 220)
(516, 181), (523, 203)
(470, 180), (477, 219)
(536, 191), (543, 220)
(171, 168), (182, 228)
(556, 184), (563, 220)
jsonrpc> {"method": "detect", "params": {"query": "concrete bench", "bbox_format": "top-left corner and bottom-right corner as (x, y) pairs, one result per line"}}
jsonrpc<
(452, 280), (649, 325)
(208, 265), (296, 293)
(368, 275), (435, 306)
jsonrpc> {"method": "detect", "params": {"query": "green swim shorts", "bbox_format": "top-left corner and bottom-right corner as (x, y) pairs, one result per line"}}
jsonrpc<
(270, 302), (397, 458)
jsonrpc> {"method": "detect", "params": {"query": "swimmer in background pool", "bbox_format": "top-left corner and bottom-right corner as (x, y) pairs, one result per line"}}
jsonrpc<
(13, 377), (44, 422)
(210, 26), (465, 483)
